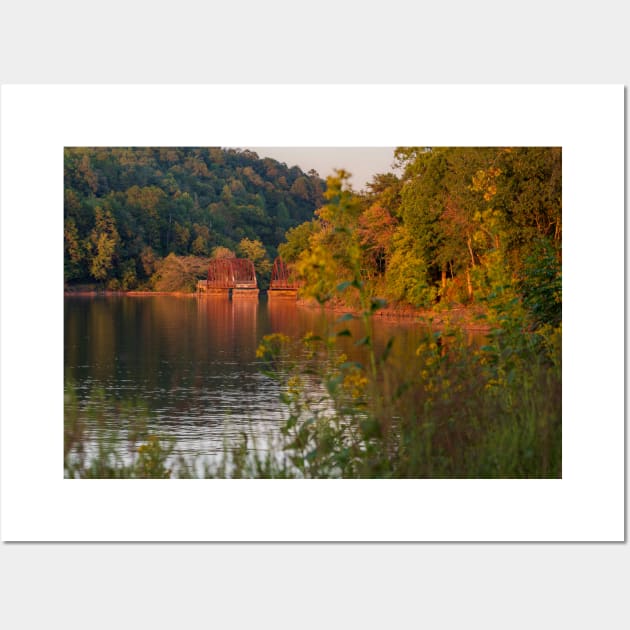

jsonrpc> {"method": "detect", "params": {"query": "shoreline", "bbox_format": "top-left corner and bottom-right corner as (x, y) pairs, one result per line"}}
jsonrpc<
(64, 289), (198, 297)
(295, 298), (491, 331)
(64, 288), (491, 330)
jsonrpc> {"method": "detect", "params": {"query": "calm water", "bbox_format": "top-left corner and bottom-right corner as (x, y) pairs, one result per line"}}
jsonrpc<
(65, 295), (480, 469)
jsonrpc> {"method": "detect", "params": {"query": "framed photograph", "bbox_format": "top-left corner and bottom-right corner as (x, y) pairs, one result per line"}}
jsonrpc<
(0, 85), (623, 541)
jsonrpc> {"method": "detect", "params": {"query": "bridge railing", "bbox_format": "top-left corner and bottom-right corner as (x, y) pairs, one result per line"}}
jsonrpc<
(207, 258), (235, 289)
(206, 258), (257, 289)
(269, 257), (299, 290)
(231, 258), (257, 288)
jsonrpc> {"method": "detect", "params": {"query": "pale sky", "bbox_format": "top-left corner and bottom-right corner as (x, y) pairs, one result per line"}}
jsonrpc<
(243, 147), (400, 191)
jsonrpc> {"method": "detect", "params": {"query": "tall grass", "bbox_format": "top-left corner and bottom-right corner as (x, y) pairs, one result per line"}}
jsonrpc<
(246, 312), (561, 478)
(65, 385), (175, 478)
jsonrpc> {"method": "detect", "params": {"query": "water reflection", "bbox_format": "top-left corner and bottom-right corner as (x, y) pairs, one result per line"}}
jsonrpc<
(65, 295), (484, 466)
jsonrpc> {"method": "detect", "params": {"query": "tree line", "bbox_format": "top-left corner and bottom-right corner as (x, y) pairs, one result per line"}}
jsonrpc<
(64, 147), (326, 290)
(280, 147), (561, 330)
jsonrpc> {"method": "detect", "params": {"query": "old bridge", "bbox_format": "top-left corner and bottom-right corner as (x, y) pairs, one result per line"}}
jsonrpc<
(197, 257), (258, 296)
(268, 257), (299, 298)
(198, 257), (299, 298)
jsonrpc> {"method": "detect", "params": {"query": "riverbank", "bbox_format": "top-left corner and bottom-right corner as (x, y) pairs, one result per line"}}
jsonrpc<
(65, 286), (491, 330)
(296, 297), (492, 331)
(64, 285), (197, 297)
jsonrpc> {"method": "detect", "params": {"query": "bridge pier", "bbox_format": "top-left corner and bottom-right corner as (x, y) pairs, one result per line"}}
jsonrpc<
(267, 288), (298, 299)
(207, 288), (231, 296)
(232, 288), (259, 298)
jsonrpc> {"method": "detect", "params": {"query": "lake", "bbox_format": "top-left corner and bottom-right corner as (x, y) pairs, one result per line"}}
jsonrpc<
(64, 294), (482, 473)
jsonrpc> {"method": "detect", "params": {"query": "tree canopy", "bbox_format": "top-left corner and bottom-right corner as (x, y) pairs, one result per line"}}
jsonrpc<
(64, 147), (326, 289)
(283, 147), (561, 330)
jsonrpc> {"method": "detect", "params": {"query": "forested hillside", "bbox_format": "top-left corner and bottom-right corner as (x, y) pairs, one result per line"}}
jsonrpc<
(281, 147), (561, 330)
(64, 147), (326, 289)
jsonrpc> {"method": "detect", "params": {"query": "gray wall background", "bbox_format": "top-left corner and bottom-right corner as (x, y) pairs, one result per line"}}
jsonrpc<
(1, 2), (627, 629)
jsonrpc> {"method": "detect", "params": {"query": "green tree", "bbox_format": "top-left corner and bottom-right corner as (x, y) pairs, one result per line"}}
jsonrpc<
(294, 171), (362, 304)
(518, 237), (562, 330)
(275, 201), (290, 229)
(64, 217), (84, 281)
(172, 222), (191, 254)
(237, 237), (272, 286)
(120, 260), (138, 290)
(149, 254), (209, 292)
(294, 241), (340, 304)
(357, 203), (397, 278)
(86, 207), (119, 283)
(191, 235), (208, 255)
(290, 176), (311, 200)
(277, 220), (320, 263)
(211, 246), (235, 259)
(391, 146), (562, 307)
(396, 148), (450, 290)
(385, 225), (435, 307)
(312, 170), (363, 279)
(140, 246), (158, 279)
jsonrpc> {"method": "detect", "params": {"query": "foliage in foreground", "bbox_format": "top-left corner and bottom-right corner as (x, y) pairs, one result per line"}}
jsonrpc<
(241, 266), (561, 479)
(64, 387), (175, 478)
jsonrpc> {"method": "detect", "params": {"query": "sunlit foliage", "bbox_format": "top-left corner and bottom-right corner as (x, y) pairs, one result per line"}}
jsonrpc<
(283, 147), (561, 331)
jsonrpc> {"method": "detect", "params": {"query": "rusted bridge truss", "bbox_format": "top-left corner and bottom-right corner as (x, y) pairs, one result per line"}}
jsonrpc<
(269, 257), (299, 290)
(207, 258), (258, 289)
